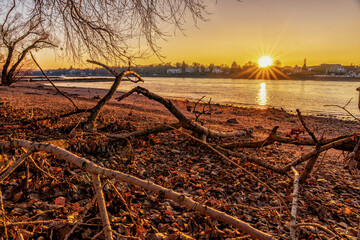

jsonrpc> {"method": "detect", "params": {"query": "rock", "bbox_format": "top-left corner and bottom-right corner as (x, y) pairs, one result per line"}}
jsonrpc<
(226, 118), (238, 124)
(92, 95), (100, 99)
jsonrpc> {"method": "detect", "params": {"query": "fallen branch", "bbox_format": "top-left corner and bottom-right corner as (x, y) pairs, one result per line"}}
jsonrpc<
(19, 108), (88, 125)
(92, 174), (113, 240)
(290, 167), (299, 240)
(86, 60), (144, 129)
(281, 136), (353, 173)
(217, 136), (353, 174)
(0, 188), (8, 239)
(222, 128), (353, 151)
(274, 134), (354, 151)
(296, 109), (320, 183)
(64, 180), (108, 240)
(325, 98), (360, 122)
(217, 146), (284, 174)
(116, 86), (251, 139)
(106, 180), (135, 224)
(2, 139), (274, 240)
(2, 219), (66, 227)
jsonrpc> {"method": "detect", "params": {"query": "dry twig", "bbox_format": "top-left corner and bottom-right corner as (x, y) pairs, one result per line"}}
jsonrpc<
(30, 52), (79, 110)
(0, 148), (35, 183)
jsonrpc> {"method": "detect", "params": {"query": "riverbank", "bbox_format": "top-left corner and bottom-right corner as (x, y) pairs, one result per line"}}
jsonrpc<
(1, 82), (360, 239)
(3, 81), (359, 138)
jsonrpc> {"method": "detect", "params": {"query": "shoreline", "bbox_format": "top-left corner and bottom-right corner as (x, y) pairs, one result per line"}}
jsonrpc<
(16, 80), (360, 121)
(19, 74), (360, 83)
(3, 82), (359, 139)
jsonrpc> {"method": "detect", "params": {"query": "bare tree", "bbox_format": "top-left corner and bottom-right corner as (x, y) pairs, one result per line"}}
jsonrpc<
(0, 0), (208, 66)
(0, 0), (56, 86)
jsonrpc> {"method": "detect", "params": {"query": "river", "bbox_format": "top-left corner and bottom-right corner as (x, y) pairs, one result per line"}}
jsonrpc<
(51, 77), (360, 119)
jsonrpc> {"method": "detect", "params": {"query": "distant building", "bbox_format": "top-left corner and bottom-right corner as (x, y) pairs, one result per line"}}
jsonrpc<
(185, 67), (196, 73)
(293, 65), (301, 73)
(167, 68), (182, 74)
(212, 66), (223, 74)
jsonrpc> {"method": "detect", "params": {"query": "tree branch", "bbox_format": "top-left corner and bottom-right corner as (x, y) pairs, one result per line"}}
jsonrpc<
(1, 139), (275, 240)
(116, 86), (251, 139)
(30, 52), (79, 110)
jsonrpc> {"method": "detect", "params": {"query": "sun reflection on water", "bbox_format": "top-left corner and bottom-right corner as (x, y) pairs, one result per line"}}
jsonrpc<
(256, 82), (267, 106)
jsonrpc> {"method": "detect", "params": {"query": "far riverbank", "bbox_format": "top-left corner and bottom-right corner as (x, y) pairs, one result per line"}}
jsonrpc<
(20, 74), (360, 83)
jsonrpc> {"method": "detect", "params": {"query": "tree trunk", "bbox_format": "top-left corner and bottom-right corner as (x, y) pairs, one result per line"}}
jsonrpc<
(1, 72), (14, 86)
(1, 46), (14, 86)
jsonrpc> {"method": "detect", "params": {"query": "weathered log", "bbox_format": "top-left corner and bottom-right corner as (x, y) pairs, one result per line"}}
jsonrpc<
(1, 139), (274, 240)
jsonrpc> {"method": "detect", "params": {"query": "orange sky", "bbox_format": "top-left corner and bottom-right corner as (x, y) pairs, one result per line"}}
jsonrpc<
(35, 0), (360, 69)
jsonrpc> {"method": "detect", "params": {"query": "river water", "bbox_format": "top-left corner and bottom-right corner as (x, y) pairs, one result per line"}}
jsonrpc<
(53, 77), (360, 119)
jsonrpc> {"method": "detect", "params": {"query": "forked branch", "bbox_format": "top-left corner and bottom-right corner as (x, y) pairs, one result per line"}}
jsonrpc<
(85, 60), (144, 129)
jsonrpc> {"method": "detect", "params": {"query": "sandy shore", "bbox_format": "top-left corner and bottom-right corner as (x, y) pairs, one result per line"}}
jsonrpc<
(1, 81), (358, 139)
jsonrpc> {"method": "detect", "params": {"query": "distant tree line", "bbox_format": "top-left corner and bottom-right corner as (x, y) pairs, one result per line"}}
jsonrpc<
(28, 61), (360, 80)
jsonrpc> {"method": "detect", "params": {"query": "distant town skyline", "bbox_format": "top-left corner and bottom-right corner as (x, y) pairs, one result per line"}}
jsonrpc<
(34, 0), (360, 69)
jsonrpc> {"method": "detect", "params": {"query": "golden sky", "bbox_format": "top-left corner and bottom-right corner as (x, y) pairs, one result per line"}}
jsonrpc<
(35, 0), (360, 69)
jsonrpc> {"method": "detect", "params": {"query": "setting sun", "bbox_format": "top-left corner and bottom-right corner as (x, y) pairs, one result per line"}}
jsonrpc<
(258, 56), (273, 68)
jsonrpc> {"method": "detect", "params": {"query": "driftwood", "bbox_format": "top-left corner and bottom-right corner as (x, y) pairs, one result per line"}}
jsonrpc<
(290, 167), (299, 240)
(115, 86), (251, 139)
(0, 139), (275, 240)
(63, 181), (108, 240)
(85, 60), (144, 129)
(218, 134), (354, 175)
(222, 131), (354, 151)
